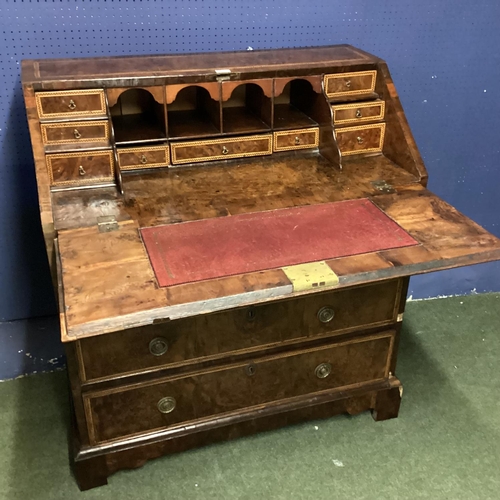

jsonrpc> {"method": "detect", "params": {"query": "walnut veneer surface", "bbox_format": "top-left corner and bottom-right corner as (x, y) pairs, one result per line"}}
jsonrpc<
(21, 45), (500, 490)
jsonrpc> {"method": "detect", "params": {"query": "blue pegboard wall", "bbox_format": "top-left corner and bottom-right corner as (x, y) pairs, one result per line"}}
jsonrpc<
(1, 0), (500, 321)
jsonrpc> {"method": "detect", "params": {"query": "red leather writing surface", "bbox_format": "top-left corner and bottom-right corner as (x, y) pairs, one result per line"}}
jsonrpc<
(141, 199), (418, 287)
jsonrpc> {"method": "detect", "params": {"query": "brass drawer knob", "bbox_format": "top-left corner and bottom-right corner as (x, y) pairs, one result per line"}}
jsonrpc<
(357, 136), (364, 144)
(294, 136), (301, 145)
(315, 363), (332, 379)
(68, 99), (77, 110)
(355, 109), (362, 118)
(73, 129), (82, 139)
(345, 80), (351, 89)
(222, 146), (229, 155)
(149, 337), (168, 356)
(157, 396), (176, 414)
(317, 306), (335, 323)
(78, 165), (86, 176)
(140, 154), (148, 164)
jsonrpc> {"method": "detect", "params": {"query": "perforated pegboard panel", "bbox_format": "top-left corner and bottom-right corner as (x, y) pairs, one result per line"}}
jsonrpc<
(1, 1), (500, 321)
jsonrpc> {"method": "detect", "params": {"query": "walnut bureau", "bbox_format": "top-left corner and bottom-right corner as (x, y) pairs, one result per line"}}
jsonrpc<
(21, 45), (500, 490)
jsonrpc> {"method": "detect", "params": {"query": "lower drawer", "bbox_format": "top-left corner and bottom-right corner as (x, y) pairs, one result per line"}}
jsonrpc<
(84, 331), (394, 443)
(76, 279), (403, 382)
(170, 134), (272, 165)
(336, 123), (386, 156)
(46, 150), (114, 186)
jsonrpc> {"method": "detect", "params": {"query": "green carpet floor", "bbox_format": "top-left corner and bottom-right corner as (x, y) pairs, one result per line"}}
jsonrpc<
(1, 294), (499, 499)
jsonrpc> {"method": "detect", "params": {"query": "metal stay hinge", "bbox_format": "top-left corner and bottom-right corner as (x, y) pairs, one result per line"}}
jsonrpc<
(371, 180), (395, 194)
(97, 215), (119, 233)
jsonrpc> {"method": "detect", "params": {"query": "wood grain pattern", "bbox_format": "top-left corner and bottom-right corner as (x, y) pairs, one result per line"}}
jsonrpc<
(336, 123), (385, 155)
(85, 331), (394, 443)
(324, 70), (377, 99)
(332, 100), (385, 125)
(46, 150), (114, 186)
(77, 279), (402, 382)
(36, 89), (106, 119)
(171, 134), (272, 164)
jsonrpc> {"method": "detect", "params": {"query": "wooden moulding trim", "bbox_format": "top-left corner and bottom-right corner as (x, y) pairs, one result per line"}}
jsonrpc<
(54, 239), (71, 343)
(79, 374), (401, 453)
(64, 281), (293, 341)
(221, 79), (273, 100)
(336, 123), (386, 156)
(273, 75), (323, 96)
(273, 128), (319, 152)
(106, 86), (165, 107)
(35, 89), (106, 119)
(165, 82), (220, 104)
(40, 120), (110, 145)
(332, 100), (386, 125)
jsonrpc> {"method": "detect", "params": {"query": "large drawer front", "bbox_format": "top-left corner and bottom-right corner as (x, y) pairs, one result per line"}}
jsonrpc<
(77, 279), (402, 382)
(36, 90), (106, 120)
(324, 71), (377, 99)
(46, 151), (114, 186)
(336, 123), (386, 156)
(85, 331), (394, 443)
(170, 135), (272, 165)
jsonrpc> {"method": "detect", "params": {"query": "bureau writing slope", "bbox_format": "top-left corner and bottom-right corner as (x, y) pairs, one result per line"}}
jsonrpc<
(22, 46), (500, 490)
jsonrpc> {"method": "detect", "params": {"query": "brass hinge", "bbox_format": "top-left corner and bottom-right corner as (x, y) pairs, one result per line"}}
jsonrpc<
(97, 215), (119, 233)
(282, 261), (339, 292)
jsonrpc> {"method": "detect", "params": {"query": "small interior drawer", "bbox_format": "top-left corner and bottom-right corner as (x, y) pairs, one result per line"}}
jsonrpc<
(273, 128), (319, 152)
(46, 150), (114, 186)
(170, 134), (272, 165)
(324, 71), (377, 99)
(118, 145), (170, 170)
(41, 120), (110, 145)
(76, 279), (402, 382)
(332, 101), (385, 125)
(84, 331), (394, 443)
(35, 90), (106, 120)
(336, 123), (386, 156)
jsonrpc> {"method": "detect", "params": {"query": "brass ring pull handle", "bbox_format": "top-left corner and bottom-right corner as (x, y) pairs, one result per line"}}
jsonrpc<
(222, 146), (229, 155)
(345, 80), (351, 88)
(317, 306), (335, 323)
(68, 99), (77, 110)
(149, 337), (168, 356)
(140, 154), (148, 164)
(315, 363), (332, 379)
(357, 136), (364, 144)
(73, 129), (82, 139)
(157, 397), (176, 414)
(78, 166), (86, 176)
(355, 109), (362, 118)
(294, 136), (301, 145)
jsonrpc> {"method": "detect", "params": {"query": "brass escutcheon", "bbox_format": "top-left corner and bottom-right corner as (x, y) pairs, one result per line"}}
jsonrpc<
(78, 165), (86, 176)
(73, 129), (82, 139)
(245, 364), (256, 376)
(157, 396), (176, 414)
(140, 154), (148, 164)
(68, 99), (77, 110)
(317, 306), (335, 323)
(222, 146), (229, 155)
(315, 363), (332, 379)
(149, 337), (168, 356)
